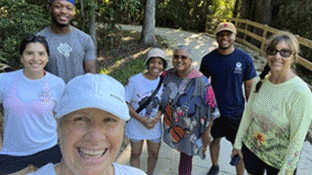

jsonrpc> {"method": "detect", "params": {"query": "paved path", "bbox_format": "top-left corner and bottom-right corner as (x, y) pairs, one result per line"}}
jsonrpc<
(116, 24), (312, 175)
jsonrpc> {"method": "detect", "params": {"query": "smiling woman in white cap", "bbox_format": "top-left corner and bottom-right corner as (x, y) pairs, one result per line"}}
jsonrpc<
(125, 48), (167, 175)
(27, 74), (146, 175)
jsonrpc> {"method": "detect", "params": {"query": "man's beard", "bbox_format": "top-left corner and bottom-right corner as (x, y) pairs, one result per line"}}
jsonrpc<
(52, 15), (71, 28)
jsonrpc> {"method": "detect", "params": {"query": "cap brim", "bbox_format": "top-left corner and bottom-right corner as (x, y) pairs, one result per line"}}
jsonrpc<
(215, 29), (236, 35)
(55, 95), (130, 121)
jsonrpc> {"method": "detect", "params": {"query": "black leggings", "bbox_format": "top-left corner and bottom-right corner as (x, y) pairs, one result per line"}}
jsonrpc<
(242, 145), (297, 175)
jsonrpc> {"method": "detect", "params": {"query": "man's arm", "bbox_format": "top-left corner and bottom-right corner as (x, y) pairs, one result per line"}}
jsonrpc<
(84, 60), (96, 73)
(244, 78), (254, 101)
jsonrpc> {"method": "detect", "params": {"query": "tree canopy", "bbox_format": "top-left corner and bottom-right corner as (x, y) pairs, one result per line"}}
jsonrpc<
(1, 0), (311, 71)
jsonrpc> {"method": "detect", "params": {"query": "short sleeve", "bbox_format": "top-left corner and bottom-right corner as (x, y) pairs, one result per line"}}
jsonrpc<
(243, 54), (257, 81)
(0, 73), (5, 103)
(199, 55), (211, 78)
(54, 80), (65, 103)
(125, 76), (135, 103)
(83, 35), (96, 62)
(48, 76), (66, 112)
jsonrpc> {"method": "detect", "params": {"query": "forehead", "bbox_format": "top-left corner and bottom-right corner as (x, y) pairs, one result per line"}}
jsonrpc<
(149, 57), (164, 62)
(25, 42), (46, 50)
(174, 49), (189, 56)
(216, 30), (233, 35)
(52, 0), (75, 6)
(274, 40), (291, 49)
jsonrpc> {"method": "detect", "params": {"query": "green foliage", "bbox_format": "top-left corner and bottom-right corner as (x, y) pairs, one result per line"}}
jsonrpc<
(273, 0), (312, 41)
(97, 0), (142, 24)
(156, 0), (212, 32)
(211, 0), (235, 18)
(0, 0), (50, 71)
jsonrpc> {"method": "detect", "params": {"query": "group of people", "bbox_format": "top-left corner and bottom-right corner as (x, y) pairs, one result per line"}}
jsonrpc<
(125, 22), (312, 175)
(0, 0), (311, 175)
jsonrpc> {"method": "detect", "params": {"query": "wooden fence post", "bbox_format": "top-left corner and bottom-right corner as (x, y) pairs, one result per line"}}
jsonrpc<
(243, 20), (248, 41)
(260, 25), (268, 54)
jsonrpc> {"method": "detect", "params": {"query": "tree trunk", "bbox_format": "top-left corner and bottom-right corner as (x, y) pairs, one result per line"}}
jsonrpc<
(233, 0), (240, 18)
(255, 0), (272, 24)
(140, 0), (156, 46)
(89, 0), (97, 51)
(79, 0), (85, 31)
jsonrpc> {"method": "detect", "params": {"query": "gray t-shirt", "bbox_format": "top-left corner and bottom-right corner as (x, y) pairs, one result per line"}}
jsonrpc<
(38, 27), (96, 83)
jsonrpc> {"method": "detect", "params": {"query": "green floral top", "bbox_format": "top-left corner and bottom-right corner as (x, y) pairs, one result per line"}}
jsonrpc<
(234, 76), (312, 175)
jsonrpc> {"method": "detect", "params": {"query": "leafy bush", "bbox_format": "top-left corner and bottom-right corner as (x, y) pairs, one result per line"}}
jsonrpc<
(156, 0), (213, 32)
(0, 0), (50, 72)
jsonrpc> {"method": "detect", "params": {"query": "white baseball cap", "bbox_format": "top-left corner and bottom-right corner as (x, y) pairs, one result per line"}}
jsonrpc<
(55, 74), (130, 121)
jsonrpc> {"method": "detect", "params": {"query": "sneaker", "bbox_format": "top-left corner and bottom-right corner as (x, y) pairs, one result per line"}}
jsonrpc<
(207, 165), (219, 175)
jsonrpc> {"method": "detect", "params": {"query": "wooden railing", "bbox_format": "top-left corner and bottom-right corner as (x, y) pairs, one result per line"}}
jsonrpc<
(207, 17), (312, 89)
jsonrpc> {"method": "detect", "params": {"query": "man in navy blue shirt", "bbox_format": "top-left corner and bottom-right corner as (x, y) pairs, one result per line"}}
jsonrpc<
(200, 22), (257, 175)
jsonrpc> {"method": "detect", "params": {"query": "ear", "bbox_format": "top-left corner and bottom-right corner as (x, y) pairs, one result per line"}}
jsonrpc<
(57, 125), (62, 146)
(20, 57), (24, 65)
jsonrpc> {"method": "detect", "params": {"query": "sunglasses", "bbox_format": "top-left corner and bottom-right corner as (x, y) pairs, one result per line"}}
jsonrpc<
(173, 54), (189, 60)
(266, 47), (293, 58)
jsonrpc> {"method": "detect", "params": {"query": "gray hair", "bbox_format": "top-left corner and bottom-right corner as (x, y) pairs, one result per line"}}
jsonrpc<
(173, 45), (193, 60)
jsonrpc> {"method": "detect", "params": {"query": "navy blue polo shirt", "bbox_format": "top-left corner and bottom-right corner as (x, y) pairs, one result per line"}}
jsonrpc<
(199, 48), (257, 125)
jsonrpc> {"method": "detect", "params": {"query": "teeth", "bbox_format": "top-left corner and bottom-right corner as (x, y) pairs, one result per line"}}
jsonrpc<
(79, 148), (106, 158)
(60, 16), (67, 20)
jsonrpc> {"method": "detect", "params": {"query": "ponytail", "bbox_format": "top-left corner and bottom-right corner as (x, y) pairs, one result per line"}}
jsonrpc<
(254, 64), (270, 93)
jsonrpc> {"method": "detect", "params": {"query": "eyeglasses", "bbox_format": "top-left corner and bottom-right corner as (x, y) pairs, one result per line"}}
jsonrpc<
(266, 47), (293, 58)
(173, 54), (189, 60)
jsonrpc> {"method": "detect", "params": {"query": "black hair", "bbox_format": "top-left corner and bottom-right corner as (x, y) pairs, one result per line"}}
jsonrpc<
(254, 64), (271, 93)
(20, 35), (50, 56)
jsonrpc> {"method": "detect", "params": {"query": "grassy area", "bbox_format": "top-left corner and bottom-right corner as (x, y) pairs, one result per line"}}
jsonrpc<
(96, 27), (169, 84)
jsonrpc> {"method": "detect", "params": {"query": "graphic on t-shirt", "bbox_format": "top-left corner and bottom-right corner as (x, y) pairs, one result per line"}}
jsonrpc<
(138, 95), (160, 120)
(57, 43), (72, 57)
(234, 62), (243, 74)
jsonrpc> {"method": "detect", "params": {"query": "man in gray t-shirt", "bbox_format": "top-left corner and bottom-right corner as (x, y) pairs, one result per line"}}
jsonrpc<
(38, 0), (96, 83)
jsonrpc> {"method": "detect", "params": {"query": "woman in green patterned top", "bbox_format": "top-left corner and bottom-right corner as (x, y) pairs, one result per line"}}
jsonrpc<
(231, 32), (312, 175)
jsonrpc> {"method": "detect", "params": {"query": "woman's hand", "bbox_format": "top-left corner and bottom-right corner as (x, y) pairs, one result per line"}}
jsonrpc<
(143, 110), (162, 130)
(202, 129), (212, 154)
(140, 117), (154, 130)
(231, 148), (243, 160)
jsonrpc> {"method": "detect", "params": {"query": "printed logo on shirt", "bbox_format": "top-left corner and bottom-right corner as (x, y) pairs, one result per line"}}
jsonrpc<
(57, 43), (73, 57)
(39, 90), (54, 109)
(234, 62), (243, 74)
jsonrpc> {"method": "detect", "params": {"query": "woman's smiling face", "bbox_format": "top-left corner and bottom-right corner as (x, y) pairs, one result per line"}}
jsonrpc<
(21, 42), (49, 74)
(266, 40), (294, 74)
(57, 108), (124, 175)
(172, 49), (192, 75)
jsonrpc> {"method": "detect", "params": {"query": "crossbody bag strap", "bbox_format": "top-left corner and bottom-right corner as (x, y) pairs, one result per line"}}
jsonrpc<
(136, 77), (163, 113)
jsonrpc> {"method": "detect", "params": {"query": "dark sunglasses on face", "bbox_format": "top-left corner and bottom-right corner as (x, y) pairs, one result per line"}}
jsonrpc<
(266, 47), (293, 58)
(173, 55), (188, 60)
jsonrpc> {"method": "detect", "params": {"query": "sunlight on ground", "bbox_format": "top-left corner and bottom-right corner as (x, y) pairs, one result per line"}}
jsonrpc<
(122, 36), (134, 41)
